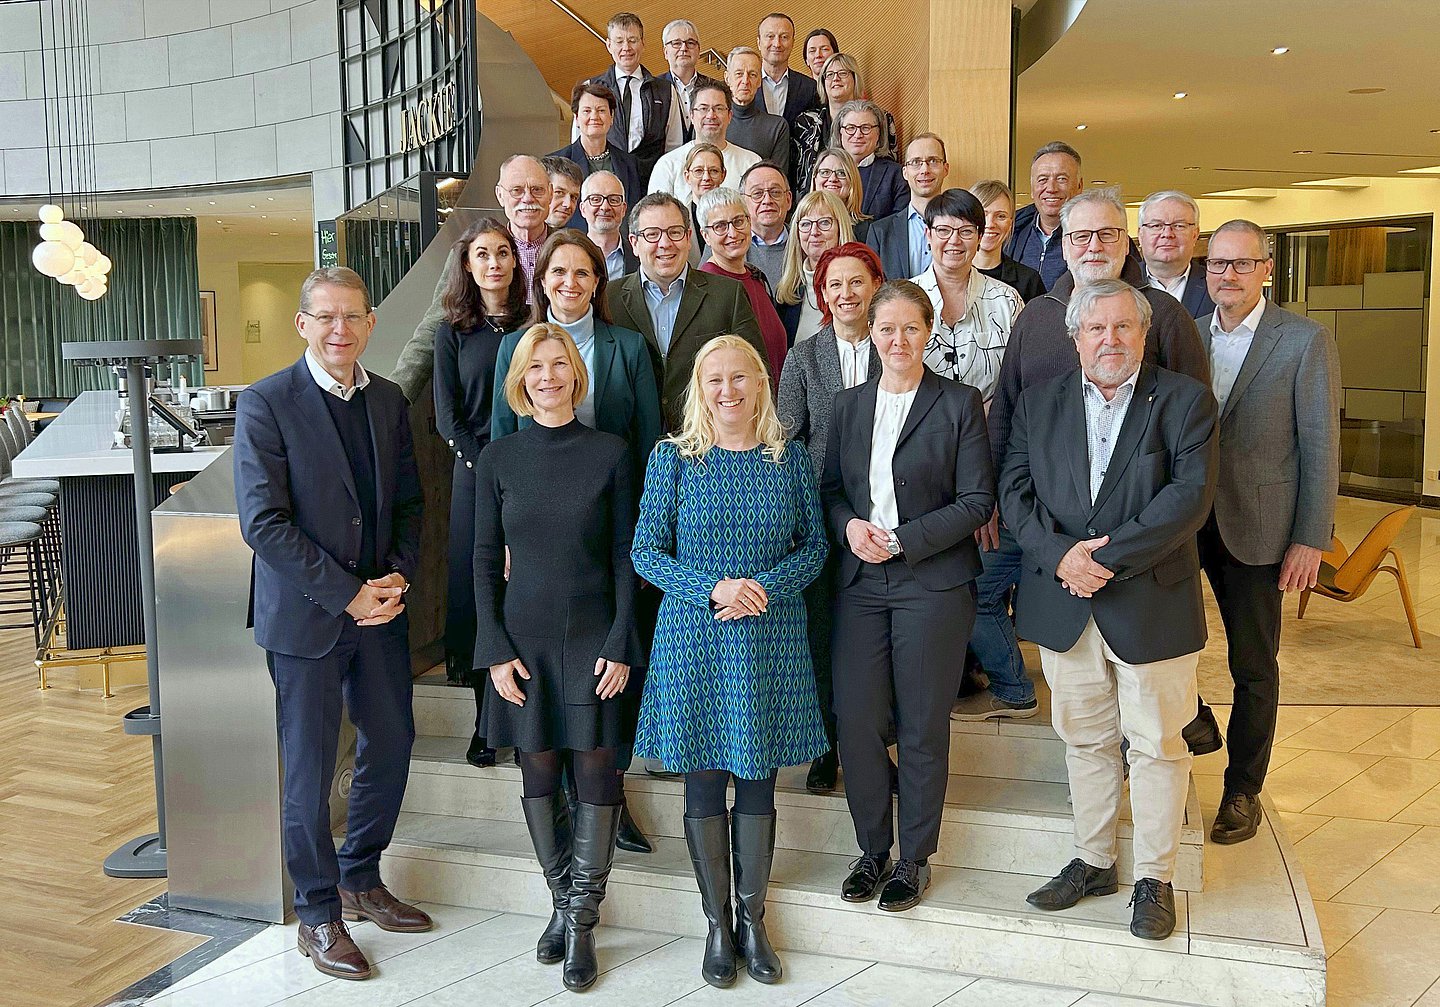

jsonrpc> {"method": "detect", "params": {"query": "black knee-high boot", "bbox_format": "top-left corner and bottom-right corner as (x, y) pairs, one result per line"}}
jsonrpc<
(732, 811), (782, 983)
(521, 791), (572, 964)
(684, 812), (738, 987)
(563, 802), (621, 991)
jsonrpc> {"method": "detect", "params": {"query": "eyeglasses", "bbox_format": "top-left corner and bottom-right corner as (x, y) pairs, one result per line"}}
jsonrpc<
(928, 224), (980, 242)
(822, 69), (853, 81)
(703, 214), (750, 236)
(813, 168), (847, 181)
(687, 165), (725, 178)
(502, 185), (549, 200)
(583, 193), (625, 207)
(1205, 257), (1269, 274)
(904, 156), (945, 170)
(301, 311), (369, 328)
(838, 122), (878, 137)
(634, 225), (690, 243)
(664, 38), (699, 49)
(745, 186), (788, 202)
(1140, 221), (1197, 234)
(797, 217), (836, 233)
(692, 104), (729, 116)
(1065, 227), (1126, 246)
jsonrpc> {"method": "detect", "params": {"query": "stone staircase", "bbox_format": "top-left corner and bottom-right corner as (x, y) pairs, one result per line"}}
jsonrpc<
(382, 673), (1327, 1006)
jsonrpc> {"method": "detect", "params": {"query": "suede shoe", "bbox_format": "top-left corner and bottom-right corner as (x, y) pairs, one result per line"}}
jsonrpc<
(1183, 704), (1224, 756)
(806, 750), (838, 794)
(877, 859), (930, 912)
(1129, 878), (1176, 940)
(298, 921), (371, 980)
(841, 854), (892, 902)
(1210, 791), (1261, 845)
(950, 690), (1039, 721)
(339, 884), (433, 933)
(1025, 858), (1119, 911)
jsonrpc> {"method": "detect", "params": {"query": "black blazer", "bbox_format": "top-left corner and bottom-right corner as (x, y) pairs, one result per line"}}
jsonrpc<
(857, 157), (909, 221)
(549, 139), (644, 210)
(657, 70), (720, 142)
(772, 67), (822, 125)
(1178, 259), (1217, 319)
(864, 207), (920, 282)
(997, 364), (1218, 665)
(588, 65), (674, 183)
(820, 368), (995, 592)
(234, 357), (424, 659)
(978, 256), (1045, 303)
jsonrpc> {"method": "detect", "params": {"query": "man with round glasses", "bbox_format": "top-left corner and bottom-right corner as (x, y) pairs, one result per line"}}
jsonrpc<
(581, 171), (637, 280)
(647, 81), (760, 204)
(1138, 190), (1215, 319)
(657, 20), (718, 145)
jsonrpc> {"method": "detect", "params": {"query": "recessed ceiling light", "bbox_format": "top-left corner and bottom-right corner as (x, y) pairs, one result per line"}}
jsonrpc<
(80, 204), (87, 209)
(269, 231), (279, 236)
(1075, 124), (1087, 131)
(185, 206), (192, 211)
(249, 204), (256, 209)
(291, 217), (298, 221)
(216, 219), (222, 224)
(1271, 46), (1289, 55)
(209, 200), (216, 205)
(1091, 179), (1108, 185)
(1172, 92), (1187, 99)
(147, 203), (154, 208)
(116, 209), (124, 214)
(1184, 165), (1201, 170)
(267, 197), (274, 201)
(1348, 87), (1386, 95)
(1293, 149), (1313, 154)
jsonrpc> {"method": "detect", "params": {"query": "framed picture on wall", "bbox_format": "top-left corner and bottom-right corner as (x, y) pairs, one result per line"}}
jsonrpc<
(199, 290), (218, 372)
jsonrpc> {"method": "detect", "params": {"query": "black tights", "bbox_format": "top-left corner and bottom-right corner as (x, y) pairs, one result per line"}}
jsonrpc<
(518, 748), (621, 806)
(684, 769), (778, 818)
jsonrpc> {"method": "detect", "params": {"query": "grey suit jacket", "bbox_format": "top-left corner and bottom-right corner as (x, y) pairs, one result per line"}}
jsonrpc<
(1202, 301), (1341, 566)
(776, 325), (881, 478)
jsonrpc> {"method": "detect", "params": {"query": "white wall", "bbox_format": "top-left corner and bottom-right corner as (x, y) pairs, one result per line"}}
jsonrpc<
(0, 0), (343, 220)
(196, 225), (312, 385)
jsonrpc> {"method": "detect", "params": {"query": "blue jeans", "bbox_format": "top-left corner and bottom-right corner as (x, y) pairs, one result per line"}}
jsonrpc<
(969, 524), (1035, 705)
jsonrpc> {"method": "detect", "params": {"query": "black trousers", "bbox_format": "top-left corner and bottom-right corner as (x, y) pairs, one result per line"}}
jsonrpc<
(268, 619), (415, 927)
(803, 549), (840, 750)
(1199, 519), (1283, 797)
(832, 560), (974, 861)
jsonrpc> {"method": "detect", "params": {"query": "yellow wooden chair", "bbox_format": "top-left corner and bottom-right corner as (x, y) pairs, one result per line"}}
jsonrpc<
(1297, 505), (1421, 648)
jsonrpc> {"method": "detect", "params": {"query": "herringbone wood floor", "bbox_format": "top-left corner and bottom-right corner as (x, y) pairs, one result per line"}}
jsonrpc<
(0, 629), (202, 1005)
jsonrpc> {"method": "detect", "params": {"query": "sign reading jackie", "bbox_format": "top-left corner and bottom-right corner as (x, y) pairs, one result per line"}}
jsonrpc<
(397, 81), (459, 155)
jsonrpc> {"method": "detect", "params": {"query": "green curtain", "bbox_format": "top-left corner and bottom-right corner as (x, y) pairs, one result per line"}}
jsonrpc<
(0, 217), (201, 398)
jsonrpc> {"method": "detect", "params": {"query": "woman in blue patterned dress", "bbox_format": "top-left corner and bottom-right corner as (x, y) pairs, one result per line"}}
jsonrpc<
(632, 335), (829, 990)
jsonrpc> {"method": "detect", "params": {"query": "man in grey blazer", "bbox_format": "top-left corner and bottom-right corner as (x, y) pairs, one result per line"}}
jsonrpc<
(1197, 220), (1341, 846)
(999, 279), (1217, 941)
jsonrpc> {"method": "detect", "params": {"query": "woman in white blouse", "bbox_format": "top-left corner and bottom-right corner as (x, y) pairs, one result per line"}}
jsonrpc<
(909, 188), (1024, 406)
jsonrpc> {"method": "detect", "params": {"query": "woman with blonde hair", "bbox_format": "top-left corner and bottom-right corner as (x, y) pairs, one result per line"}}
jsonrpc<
(632, 335), (828, 989)
(474, 322), (641, 992)
(810, 146), (869, 234)
(776, 190), (854, 344)
(791, 53), (897, 192)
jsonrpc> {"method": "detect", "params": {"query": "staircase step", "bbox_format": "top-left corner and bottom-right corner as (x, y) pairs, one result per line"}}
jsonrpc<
(404, 733), (1206, 891)
(381, 800), (1324, 1007)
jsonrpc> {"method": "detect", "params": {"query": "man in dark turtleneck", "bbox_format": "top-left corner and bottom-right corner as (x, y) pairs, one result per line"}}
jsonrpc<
(725, 46), (790, 179)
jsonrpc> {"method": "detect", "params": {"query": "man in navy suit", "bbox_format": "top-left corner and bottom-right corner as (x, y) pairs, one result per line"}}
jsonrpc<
(1138, 190), (1216, 320)
(234, 267), (428, 982)
(757, 13), (821, 126)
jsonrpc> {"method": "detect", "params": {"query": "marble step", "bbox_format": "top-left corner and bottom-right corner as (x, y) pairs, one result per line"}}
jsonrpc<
(404, 733), (1207, 891)
(381, 799), (1325, 1007)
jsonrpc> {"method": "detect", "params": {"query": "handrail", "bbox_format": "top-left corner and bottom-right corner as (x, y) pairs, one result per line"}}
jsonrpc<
(547, 0), (605, 43)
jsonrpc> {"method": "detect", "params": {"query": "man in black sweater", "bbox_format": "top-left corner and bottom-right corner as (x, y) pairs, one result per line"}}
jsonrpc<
(953, 187), (1211, 731)
(725, 46), (791, 178)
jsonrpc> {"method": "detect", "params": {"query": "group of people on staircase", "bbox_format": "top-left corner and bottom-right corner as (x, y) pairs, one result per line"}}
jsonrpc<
(232, 8), (1342, 993)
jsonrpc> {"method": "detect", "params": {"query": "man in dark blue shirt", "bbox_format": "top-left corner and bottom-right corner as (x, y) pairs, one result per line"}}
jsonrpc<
(1005, 141), (1084, 291)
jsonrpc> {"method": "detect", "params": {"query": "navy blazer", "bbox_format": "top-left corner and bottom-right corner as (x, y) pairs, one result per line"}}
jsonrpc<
(864, 207), (921, 281)
(1178, 259), (1217, 319)
(858, 157), (908, 221)
(549, 139), (644, 211)
(489, 318), (662, 490)
(772, 67), (822, 125)
(235, 356), (424, 659)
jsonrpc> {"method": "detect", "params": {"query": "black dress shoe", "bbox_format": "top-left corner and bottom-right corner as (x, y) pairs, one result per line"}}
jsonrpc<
(1129, 878), (1176, 940)
(1026, 858), (1119, 911)
(841, 854), (892, 902)
(1183, 704), (1224, 756)
(1210, 791), (1261, 844)
(465, 733), (496, 768)
(806, 751), (838, 794)
(877, 859), (930, 912)
(616, 795), (653, 854)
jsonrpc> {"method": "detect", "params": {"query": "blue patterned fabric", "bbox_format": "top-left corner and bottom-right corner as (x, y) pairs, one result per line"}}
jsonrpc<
(632, 440), (830, 778)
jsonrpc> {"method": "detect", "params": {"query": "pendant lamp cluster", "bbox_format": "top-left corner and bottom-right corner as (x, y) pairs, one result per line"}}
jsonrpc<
(30, 0), (111, 301)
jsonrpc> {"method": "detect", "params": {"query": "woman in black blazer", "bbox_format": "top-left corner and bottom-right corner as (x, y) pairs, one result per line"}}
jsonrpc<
(551, 81), (644, 208)
(434, 218), (529, 764)
(490, 229), (662, 855)
(819, 280), (995, 914)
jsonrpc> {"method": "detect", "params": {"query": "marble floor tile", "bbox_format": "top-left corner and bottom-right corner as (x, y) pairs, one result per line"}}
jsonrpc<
(1264, 750), (1381, 814)
(1304, 757), (1440, 820)
(162, 921), (301, 993)
(1325, 908), (1440, 1007)
(1353, 709), (1440, 759)
(1190, 744), (1302, 778)
(1280, 707), (1413, 753)
(1312, 901), (1382, 958)
(1393, 781), (1440, 827)
(800, 963), (975, 1006)
(1414, 979), (1440, 1005)
(1292, 817), (1420, 901)
(937, 977), (1087, 1006)
(1276, 812), (1330, 844)
(1334, 826), (1440, 911)
(531, 937), (706, 1005)
(1270, 706), (1341, 745)
(668, 947), (869, 1004)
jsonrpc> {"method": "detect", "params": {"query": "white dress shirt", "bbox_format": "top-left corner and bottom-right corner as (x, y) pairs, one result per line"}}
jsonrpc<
(305, 349), (370, 401)
(913, 266), (1023, 403)
(761, 69), (788, 117)
(836, 334), (871, 388)
(1081, 368), (1139, 505)
(868, 385), (917, 530)
(647, 139), (761, 203)
(614, 69), (645, 152)
(1147, 264), (1190, 302)
(1209, 298), (1266, 411)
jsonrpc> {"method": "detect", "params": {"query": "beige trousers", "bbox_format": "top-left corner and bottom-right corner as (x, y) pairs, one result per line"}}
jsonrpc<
(1038, 617), (1197, 883)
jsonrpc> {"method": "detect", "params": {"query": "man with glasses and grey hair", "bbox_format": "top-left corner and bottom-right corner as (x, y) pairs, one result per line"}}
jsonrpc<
(739, 161), (792, 286)
(581, 171), (637, 280)
(998, 277), (1217, 942)
(657, 20), (718, 144)
(1196, 219), (1340, 846)
(1006, 141), (1085, 291)
(1138, 190), (1215, 319)
(958, 187), (1209, 727)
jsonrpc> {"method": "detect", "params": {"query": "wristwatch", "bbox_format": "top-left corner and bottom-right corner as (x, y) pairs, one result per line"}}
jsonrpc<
(886, 530), (902, 557)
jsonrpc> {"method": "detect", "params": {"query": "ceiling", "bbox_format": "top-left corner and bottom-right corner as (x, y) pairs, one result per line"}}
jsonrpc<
(1014, 0), (1440, 203)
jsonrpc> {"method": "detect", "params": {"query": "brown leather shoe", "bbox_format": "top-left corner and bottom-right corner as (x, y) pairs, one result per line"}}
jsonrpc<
(339, 884), (434, 933)
(297, 921), (372, 980)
